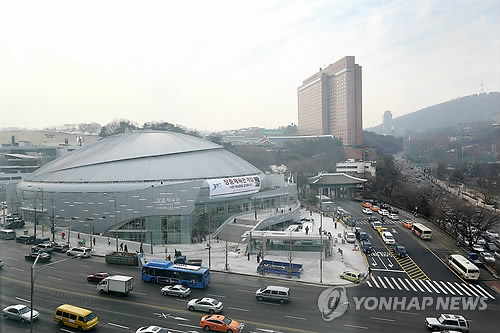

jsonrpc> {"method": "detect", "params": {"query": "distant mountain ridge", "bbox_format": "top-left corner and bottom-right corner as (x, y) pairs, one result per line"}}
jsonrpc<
(367, 92), (500, 136)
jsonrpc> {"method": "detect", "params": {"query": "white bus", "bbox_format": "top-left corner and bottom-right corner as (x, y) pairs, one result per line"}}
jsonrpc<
(412, 223), (432, 240)
(448, 254), (480, 280)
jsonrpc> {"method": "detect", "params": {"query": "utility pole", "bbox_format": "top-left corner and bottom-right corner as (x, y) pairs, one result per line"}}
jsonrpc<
(320, 212), (323, 283)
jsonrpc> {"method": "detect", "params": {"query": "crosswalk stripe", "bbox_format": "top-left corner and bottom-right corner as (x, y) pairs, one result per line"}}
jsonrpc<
(377, 276), (387, 289)
(439, 281), (454, 295)
(405, 279), (417, 292)
(432, 281), (447, 294)
(412, 279), (425, 292)
(466, 284), (487, 298)
(446, 282), (463, 295)
(371, 277), (380, 288)
(367, 281), (373, 288)
(418, 280), (433, 293)
(454, 283), (471, 296)
(460, 284), (479, 297)
(425, 280), (440, 294)
(384, 276), (395, 289)
(472, 284), (496, 300)
(391, 277), (402, 290)
(398, 278), (409, 291)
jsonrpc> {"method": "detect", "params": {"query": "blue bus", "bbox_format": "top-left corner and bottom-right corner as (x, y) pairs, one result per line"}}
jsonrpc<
(141, 260), (210, 288)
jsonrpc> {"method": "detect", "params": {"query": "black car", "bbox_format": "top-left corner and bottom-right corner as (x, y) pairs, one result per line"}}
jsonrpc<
(5, 220), (25, 229)
(485, 242), (498, 252)
(24, 252), (51, 262)
(16, 235), (35, 244)
(33, 237), (51, 245)
(53, 243), (69, 253)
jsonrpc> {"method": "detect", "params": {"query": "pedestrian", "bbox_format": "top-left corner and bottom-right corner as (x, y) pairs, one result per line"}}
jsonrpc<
(82, 238), (86, 246)
(93, 237), (96, 246)
(305, 226), (309, 235)
(77, 232), (80, 239)
(167, 254), (171, 261)
(247, 252), (250, 261)
(120, 242), (124, 251)
(257, 253), (260, 263)
(107, 238), (110, 246)
(140, 242), (143, 253)
(62, 231), (65, 239)
(335, 221), (337, 229)
(233, 218), (236, 224)
(124, 244), (128, 252)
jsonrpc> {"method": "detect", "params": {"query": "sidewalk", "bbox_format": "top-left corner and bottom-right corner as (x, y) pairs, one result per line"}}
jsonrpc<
(18, 209), (368, 286)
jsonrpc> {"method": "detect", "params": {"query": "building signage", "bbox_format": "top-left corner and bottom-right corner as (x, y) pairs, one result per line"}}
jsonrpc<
(153, 197), (181, 210)
(207, 175), (261, 199)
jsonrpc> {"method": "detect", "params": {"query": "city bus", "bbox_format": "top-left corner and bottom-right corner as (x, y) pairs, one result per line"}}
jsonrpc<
(448, 254), (480, 280)
(412, 223), (432, 240)
(141, 259), (210, 288)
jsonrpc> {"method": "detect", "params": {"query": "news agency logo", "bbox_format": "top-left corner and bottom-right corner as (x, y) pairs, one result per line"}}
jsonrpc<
(317, 287), (349, 321)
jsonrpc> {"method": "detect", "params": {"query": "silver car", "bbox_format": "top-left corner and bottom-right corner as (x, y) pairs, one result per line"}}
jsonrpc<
(187, 297), (223, 314)
(2, 304), (39, 323)
(161, 284), (191, 298)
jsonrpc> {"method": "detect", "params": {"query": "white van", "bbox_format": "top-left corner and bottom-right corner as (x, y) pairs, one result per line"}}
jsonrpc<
(0, 229), (16, 240)
(256, 286), (290, 303)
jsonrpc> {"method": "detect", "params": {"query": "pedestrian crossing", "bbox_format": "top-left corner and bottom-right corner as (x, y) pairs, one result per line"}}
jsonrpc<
(357, 218), (409, 226)
(366, 276), (496, 300)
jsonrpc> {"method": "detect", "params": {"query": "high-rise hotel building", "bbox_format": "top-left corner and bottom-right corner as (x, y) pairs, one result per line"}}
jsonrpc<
(297, 56), (363, 146)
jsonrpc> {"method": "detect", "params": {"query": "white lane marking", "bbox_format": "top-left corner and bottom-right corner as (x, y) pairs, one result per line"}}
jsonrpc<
(367, 281), (373, 288)
(425, 280), (440, 294)
(237, 289), (255, 293)
(405, 279), (417, 292)
(79, 264), (92, 268)
(446, 282), (463, 295)
(398, 278), (409, 291)
(432, 281), (447, 294)
(473, 284), (496, 300)
(108, 322), (129, 329)
(344, 324), (368, 330)
(7, 257), (19, 260)
(207, 293), (226, 298)
(130, 291), (147, 296)
(10, 267), (24, 272)
(439, 281), (455, 295)
(15, 297), (30, 303)
(284, 315), (306, 320)
(60, 328), (74, 333)
(371, 277), (380, 288)
(418, 280), (432, 293)
(370, 316), (395, 322)
(411, 279), (425, 292)
(396, 310), (419, 316)
(227, 307), (250, 312)
(48, 276), (62, 281)
(460, 284), (478, 297)
(178, 323), (202, 329)
(258, 302), (280, 306)
(467, 284), (488, 298)
(377, 276), (387, 289)
(391, 277), (402, 290)
(370, 268), (406, 273)
(384, 276), (394, 289)
(454, 283), (471, 296)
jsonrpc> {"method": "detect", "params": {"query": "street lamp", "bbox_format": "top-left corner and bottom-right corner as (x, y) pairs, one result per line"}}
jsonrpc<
(28, 186), (44, 237)
(320, 212), (323, 283)
(86, 217), (94, 250)
(30, 251), (81, 333)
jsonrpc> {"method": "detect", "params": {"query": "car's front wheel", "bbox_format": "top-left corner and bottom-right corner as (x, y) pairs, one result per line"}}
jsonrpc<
(3, 314), (9, 320)
(59, 320), (65, 327)
(189, 306), (195, 311)
(209, 309), (215, 314)
(226, 329), (233, 333)
(21, 318), (26, 323)
(204, 325), (211, 331)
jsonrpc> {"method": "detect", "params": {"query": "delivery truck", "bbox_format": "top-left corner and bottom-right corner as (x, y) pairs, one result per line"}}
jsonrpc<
(97, 275), (134, 295)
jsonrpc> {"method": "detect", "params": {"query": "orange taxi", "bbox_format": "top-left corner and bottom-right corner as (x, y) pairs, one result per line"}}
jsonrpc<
(200, 315), (244, 333)
(402, 220), (414, 229)
(362, 202), (372, 208)
(370, 205), (380, 212)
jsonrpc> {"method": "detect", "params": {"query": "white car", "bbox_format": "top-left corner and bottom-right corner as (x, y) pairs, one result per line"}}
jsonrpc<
(187, 297), (223, 314)
(2, 304), (39, 323)
(382, 232), (395, 245)
(472, 244), (485, 252)
(66, 247), (92, 258)
(476, 237), (486, 245)
(484, 230), (499, 239)
(480, 252), (496, 264)
(371, 221), (382, 230)
(344, 232), (356, 243)
(161, 284), (191, 298)
(379, 209), (389, 216)
(362, 208), (372, 215)
(136, 326), (169, 333)
(388, 213), (399, 221)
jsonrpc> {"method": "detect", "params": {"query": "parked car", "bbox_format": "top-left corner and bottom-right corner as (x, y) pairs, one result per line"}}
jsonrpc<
(199, 315), (244, 333)
(187, 297), (223, 314)
(483, 230), (499, 239)
(66, 247), (92, 257)
(476, 237), (486, 245)
(24, 252), (51, 262)
(425, 314), (469, 332)
(136, 326), (169, 333)
(339, 271), (360, 283)
(87, 272), (111, 283)
(33, 237), (50, 245)
(344, 232), (356, 243)
(471, 244), (485, 252)
(467, 252), (484, 267)
(494, 251), (500, 259)
(161, 284), (191, 298)
(485, 242), (498, 252)
(31, 243), (54, 253)
(16, 235), (35, 244)
(53, 243), (70, 253)
(362, 208), (372, 215)
(479, 252), (496, 264)
(5, 219), (25, 229)
(2, 304), (39, 323)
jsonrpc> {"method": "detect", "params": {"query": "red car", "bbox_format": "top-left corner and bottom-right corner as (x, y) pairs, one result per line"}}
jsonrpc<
(87, 272), (111, 283)
(200, 315), (244, 333)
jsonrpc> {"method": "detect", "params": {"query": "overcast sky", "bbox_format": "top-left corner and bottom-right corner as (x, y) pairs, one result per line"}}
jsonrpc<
(1, 0), (499, 132)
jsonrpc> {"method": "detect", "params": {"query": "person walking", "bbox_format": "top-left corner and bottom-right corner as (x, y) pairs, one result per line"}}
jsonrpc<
(120, 242), (124, 251)
(124, 244), (128, 253)
(305, 226), (309, 235)
(62, 231), (65, 239)
(77, 232), (80, 239)
(93, 237), (96, 246)
(140, 242), (143, 253)
(107, 238), (110, 246)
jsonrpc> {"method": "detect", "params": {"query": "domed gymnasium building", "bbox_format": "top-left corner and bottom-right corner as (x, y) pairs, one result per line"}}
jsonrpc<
(17, 131), (298, 244)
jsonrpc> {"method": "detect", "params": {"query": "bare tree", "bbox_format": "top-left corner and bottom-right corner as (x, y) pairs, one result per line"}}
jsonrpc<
(218, 234), (230, 271)
(283, 232), (297, 278)
(45, 195), (65, 242)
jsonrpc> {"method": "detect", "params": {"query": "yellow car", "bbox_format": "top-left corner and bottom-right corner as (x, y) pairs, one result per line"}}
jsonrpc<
(377, 227), (388, 236)
(340, 271), (361, 283)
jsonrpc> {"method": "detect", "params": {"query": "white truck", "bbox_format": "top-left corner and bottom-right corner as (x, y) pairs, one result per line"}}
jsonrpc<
(97, 275), (134, 295)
